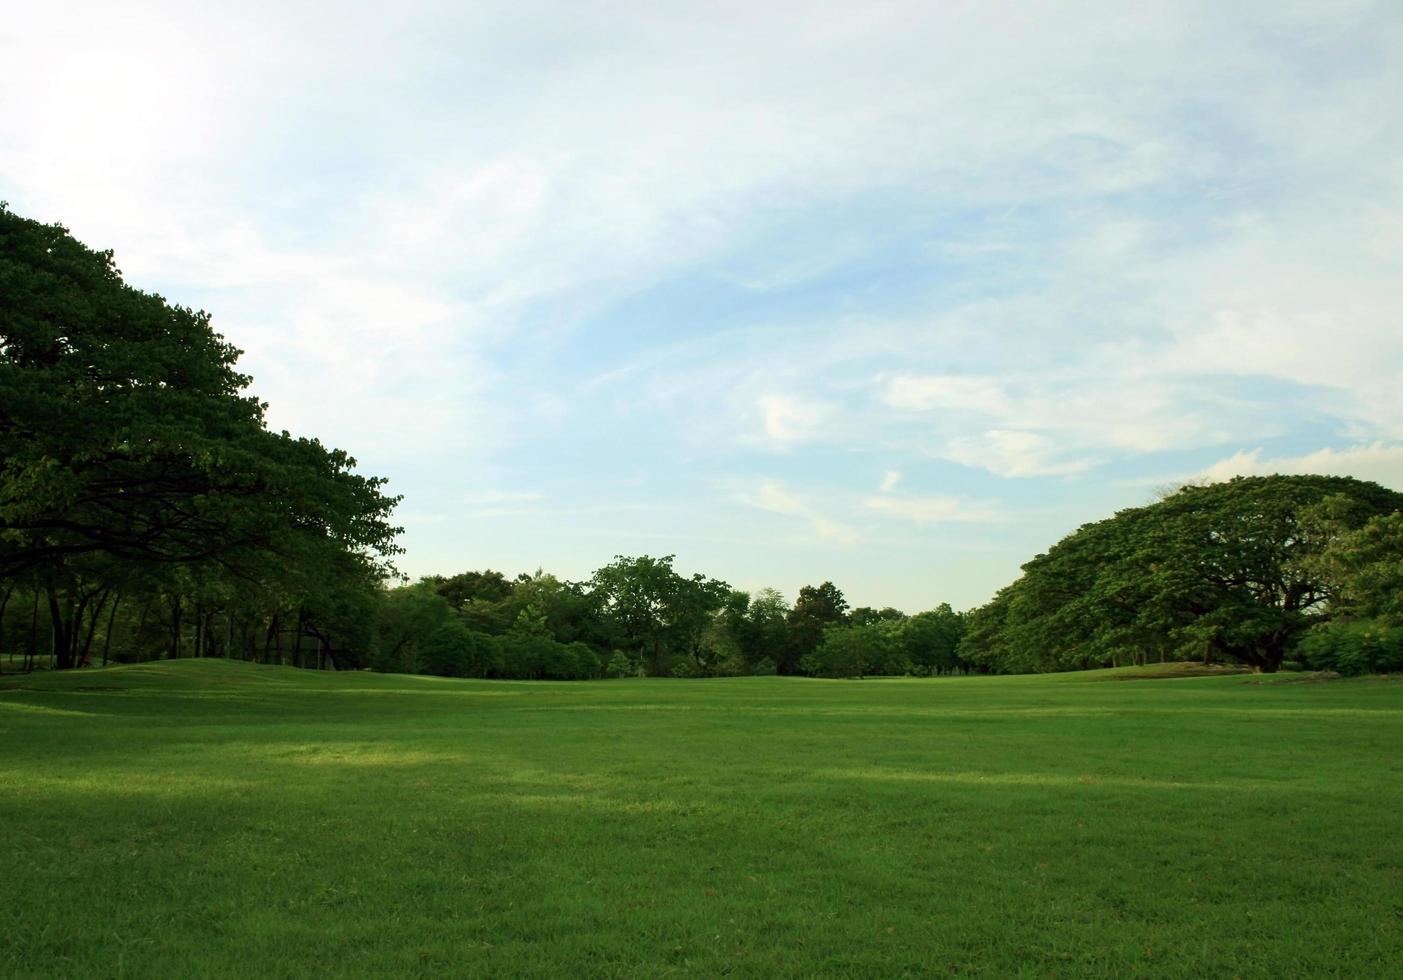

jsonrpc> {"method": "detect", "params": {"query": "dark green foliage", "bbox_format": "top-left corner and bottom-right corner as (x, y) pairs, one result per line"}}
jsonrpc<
(902, 603), (968, 675)
(733, 587), (789, 672)
(1311, 510), (1403, 621)
(420, 620), (496, 678)
(429, 569), (515, 609)
(782, 581), (848, 674)
(802, 611), (966, 679)
(589, 555), (730, 675)
(605, 649), (638, 678)
(961, 476), (1403, 674)
(344, 563), (988, 683)
(1, 204), (400, 671)
(369, 582), (452, 673)
(803, 622), (905, 677)
(486, 631), (600, 680)
(1297, 619), (1403, 675)
(1291, 510), (1403, 675)
(849, 605), (905, 627)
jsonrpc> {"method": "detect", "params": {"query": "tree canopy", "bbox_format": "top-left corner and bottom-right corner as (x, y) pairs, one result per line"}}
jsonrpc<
(960, 475), (1403, 673)
(1, 204), (401, 669)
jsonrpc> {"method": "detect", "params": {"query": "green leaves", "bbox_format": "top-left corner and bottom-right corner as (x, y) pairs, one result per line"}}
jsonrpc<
(963, 476), (1403, 673)
(589, 555), (730, 675)
(2, 203), (401, 667)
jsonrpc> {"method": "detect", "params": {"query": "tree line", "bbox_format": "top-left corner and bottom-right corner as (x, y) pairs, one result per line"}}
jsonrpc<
(368, 561), (970, 679)
(5, 204), (1401, 680)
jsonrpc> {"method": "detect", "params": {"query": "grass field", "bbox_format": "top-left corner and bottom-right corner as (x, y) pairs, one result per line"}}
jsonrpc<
(2, 661), (1401, 978)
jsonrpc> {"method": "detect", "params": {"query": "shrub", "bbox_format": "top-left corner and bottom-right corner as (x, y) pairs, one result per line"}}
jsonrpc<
(605, 650), (637, 678)
(420, 621), (494, 678)
(1297, 619), (1403, 675)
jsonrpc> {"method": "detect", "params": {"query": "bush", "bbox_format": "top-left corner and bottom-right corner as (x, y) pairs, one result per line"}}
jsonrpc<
(807, 623), (908, 678)
(420, 621), (495, 678)
(605, 650), (637, 678)
(567, 642), (603, 679)
(669, 658), (703, 678)
(1297, 619), (1403, 675)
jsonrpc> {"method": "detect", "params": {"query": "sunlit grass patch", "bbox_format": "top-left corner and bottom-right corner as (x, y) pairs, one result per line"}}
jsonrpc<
(1, 660), (1400, 978)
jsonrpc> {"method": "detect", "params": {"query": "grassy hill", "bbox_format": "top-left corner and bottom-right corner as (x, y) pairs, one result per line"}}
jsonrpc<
(2, 661), (1400, 977)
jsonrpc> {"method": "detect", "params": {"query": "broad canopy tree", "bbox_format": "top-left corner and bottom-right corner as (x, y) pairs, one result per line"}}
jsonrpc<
(1293, 508), (1403, 674)
(1, 204), (402, 668)
(960, 475), (1403, 673)
(782, 581), (848, 675)
(589, 554), (729, 675)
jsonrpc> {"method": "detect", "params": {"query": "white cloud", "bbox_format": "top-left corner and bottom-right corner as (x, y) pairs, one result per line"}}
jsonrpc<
(758, 394), (835, 445)
(1198, 443), (1403, 490)
(863, 495), (1002, 524)
(869, 353), (1295, 477)
(882, 375), (1011, 416)
(737, 480), (858, 546)
(4, 0), (1402, 610)
(1161, 306), (1403, 438)
(944, 430), (1096, 479)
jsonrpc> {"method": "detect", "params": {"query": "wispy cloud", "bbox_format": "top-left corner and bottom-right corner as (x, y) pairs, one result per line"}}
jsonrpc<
(736, 480), (858, 547)
(863, 495), (1003, 525)
(882, 375), (1012, 416)
(4, 1), (1401, 610)
(757, 394), (836, 446)
(943, 430), (1097, 479)
(1198, 443), (1403, 490)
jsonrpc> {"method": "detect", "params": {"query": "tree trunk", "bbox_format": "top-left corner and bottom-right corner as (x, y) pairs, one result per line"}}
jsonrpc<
(46, 586), (78, 670)
(78, 590), (109, 667)
(169, 596), (182, 659)
(293, 607), (306, 669)
(132, 599), (152, 663)
(26, 588), (40, 673)
(0, 583), (13, 675)
(102, 595), (121, 667)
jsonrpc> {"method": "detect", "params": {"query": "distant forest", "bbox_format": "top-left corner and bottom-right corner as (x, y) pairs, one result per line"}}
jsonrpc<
(4, 206), (1402, 679)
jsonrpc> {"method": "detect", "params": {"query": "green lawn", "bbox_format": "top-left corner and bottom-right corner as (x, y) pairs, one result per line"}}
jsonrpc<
(2, 662), (1400, 978)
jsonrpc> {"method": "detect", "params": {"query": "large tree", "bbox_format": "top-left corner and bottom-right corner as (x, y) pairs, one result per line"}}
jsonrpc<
(961, 476), (1403, 673)
(1, 204), (401, 667)
(589, 555), (729, 675)
(1294, 507), (1403, 674)
(903, 603), (967, 675)
(783, 581), (848, 675)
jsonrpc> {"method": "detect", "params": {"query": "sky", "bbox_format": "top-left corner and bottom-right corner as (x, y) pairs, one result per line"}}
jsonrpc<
(4, 1), (1403, 612)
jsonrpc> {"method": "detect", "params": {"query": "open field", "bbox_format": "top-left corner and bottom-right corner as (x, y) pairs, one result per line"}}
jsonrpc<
(2, 662), (1401, 978)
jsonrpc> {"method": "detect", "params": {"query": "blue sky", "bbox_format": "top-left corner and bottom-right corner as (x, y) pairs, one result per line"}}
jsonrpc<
(4, 1), (1402, 611)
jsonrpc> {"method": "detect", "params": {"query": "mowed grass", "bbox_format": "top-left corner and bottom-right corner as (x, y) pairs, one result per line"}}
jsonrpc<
(1, 662), (1401, 978)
